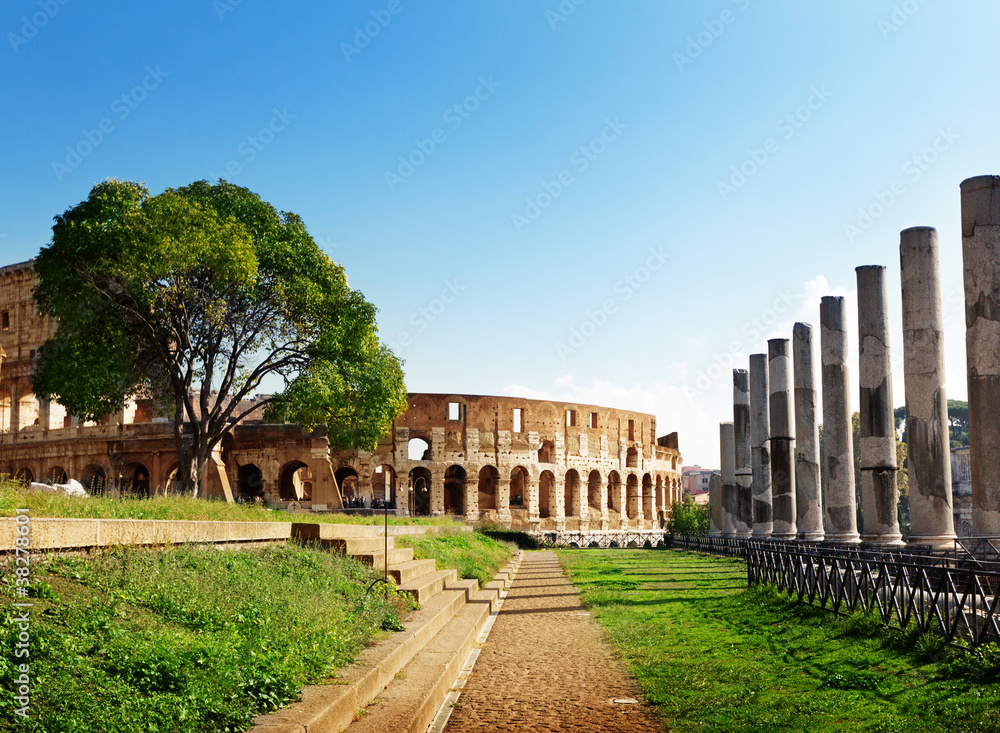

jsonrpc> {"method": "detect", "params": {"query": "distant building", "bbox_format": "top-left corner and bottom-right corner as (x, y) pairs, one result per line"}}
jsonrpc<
(682, 465), (717, 504)
(951, 446), (972, 537)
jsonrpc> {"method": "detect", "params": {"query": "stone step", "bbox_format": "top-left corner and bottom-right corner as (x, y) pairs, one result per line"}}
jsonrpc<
(388, 558), (438, 585)
(354, 547), (415, 567)
(345, 582), (504, 733)
(398, 569), (458, 604)
(332, 536), (398, 555)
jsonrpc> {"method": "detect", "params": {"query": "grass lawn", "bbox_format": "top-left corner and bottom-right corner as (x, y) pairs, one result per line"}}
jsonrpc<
(395, 530), (515, 587)
(558, 548), (1000, 733)
(0, 542), (413, 732)
(0, 480), (460, 526)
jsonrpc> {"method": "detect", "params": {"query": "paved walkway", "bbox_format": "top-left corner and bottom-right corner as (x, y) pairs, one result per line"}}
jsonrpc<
(443, 551), (665, 733)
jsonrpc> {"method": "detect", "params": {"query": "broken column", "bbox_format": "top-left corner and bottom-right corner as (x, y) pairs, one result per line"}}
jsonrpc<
(733, 369), (753, 537)
(961, 176), (1000, 536)
(749, 353), (772, 537)
(820, 296), (860, 543)
(720, 421), (737, 536)
(769, 338), (797, 540)
(900, 226), (956, 548)
(856, 265), (904, 545)
(793, 322), (824, 542)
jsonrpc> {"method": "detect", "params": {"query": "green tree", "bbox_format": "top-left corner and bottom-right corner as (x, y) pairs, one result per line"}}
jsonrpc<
(667, 498), (709, 536)
(33, 179), (407, 496)
(947, 399), (969, 448)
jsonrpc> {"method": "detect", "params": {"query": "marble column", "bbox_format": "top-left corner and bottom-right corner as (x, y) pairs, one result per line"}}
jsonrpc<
(793, 323), (824, 542)
(900, 226), (956, 548)
(750, 353), (773, 537)
(709, 472), (723, 536)
(856, 265), (904, 545)
(820, 296), (860, 543)
(961, 175), (1000, 536)
(733, 369), (754, 537)
(720, 421), (736, 536)
(769, 338), (797, 540)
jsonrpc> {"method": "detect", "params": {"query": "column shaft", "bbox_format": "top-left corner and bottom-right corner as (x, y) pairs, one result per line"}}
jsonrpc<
(720, 422), (736, 536)
(820, 296), (860, 543)
(793, 323), (824, 541)
(856, 265), (903, 545)
(709, 472), (722, 536)
(750, 353), (773, 537)
(900, 226), (956, 548)
(769, 338), (797, 540)
(733, 369), (753, 537)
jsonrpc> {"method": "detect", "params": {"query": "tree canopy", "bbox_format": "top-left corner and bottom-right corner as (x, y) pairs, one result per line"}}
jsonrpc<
(33, 179), (407, 495)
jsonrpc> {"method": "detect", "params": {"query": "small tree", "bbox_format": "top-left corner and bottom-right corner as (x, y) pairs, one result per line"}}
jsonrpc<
(33, 179), (407, 496)
(667, 498), (709, 537)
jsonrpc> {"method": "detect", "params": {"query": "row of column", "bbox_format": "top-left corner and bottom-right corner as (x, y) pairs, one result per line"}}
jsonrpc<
(708, 179), (992, 546)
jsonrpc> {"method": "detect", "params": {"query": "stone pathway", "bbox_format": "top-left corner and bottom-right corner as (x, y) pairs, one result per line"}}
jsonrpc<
(442, 551), (665, 733)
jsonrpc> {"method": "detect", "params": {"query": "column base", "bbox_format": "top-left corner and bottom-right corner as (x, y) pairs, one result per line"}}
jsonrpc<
(752, 528), (773, 538)
(736, 530), (753, 539)
(823, 532), (860, 544)
(906, 533), (957, 550)
(770, 532), (797, 541)
(859, 533), (905, 546)
(798, 532), (825, 543)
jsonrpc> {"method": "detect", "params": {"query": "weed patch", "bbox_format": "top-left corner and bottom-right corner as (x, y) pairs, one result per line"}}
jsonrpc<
(395, 530), (514, 587)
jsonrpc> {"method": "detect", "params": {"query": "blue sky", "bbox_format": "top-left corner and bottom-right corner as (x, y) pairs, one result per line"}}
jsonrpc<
(2, 1), (998, 466)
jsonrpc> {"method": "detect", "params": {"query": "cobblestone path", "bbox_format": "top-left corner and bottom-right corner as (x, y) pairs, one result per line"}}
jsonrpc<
(443, 551), (665, 733)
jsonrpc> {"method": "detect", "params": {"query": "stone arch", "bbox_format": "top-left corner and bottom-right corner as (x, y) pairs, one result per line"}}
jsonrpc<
(510, 466), (528, 507)
(408, 436), (431, 461)
(588, 470), (602, 511)
(17, 391), (39, 430)
(45, 465), (68, 484)
(538, 470), (555, 519)
(47, 399), (68, 430)
(372, 464), (396, 506)
(163, 463), (184, 496)
(478, 465), (499, 511)
(335, 466), (361, 501)
(444, 465), (466, 515)
(626, 446), (638, 468)
(0, 388), (9, 432)
(642, 473), (654, 518)
(607, 471), (621, 513)
(564, 469), (580, 517)
(409, 467), (432, 516)
(655, 475), (664, 514)
(279, 461), (312, 502)
(81, 464), (108, 495)
(538, 440), (555, 464)
(14, 467), (33, 485)
(626, 474), (639, 519)
(121, 462), (151, 497)
(238, 464), (264, 500)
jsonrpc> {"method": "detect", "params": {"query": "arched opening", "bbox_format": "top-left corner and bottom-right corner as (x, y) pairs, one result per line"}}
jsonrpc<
(372, 464), (396, 508)
(478, 465), (498, 511)
(17, 392), (39, 430)
(655, 475), (664, 517)
(444, 465), (465, 515)
(81, 464), (107, 495)
(626, 446), (638, 468)
(163, 464), (183, 496)
(538, 440), (555, 464)
(279, 461), (312, 502)
(642, 473), (654, 518)
(335, 466), (361, 505)
(0, 389), (10, 432)
(45, 466), (68, 484)
(538, 471), (555, 519)
(588, 470), (602, 511)
(238, 464), (264, 501)
(510, 467), (528, 507)
(409, 467), (432, 516)
(607, 471), (621, 513)
(626, 474), (639, 519)
(564, 469), (580, 517)
(408, 437), (431, 461)
(14, 467), (34, 485)
(47, 399), (68, 430)
(121, 462), (150, 497)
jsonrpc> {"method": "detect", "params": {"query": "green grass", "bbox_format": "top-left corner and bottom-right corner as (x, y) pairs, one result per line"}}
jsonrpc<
(395, 530), (515, 587)
(0, 480), (460, 526)
(558, 548), (1000, 733)
(0, 542), (415, 732)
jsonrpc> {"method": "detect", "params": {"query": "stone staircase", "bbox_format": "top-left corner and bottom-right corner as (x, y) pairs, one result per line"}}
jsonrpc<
(251, 523), (520, 733)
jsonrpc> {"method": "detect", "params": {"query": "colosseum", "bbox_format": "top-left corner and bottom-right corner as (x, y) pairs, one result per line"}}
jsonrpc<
(0, 259), (683, 531)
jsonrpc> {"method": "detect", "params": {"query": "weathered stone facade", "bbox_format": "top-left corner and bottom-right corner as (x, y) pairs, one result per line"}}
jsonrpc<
(0, 261), (683, 529)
